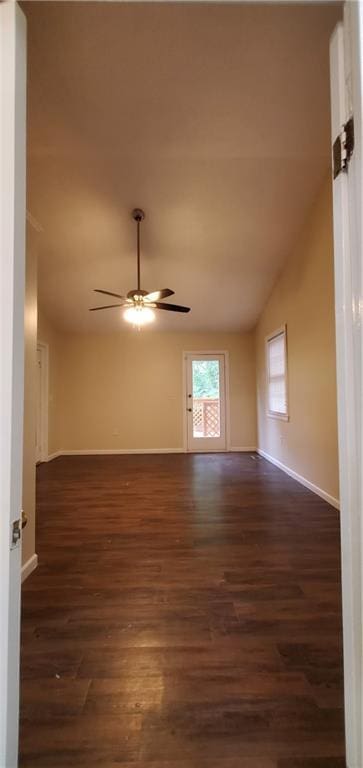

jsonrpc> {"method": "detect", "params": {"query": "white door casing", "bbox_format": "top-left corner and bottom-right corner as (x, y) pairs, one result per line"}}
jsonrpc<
(1, 3), (362, 767)
(36, 347), (42, 463)
(36, 343), (49, 463)
(184, 352), (228, 451)
(330, 5), (363, 767)
(0, 2), (27, 767)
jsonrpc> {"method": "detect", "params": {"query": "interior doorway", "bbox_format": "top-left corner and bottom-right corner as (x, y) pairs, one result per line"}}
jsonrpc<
(1, 2), (362, 766)
(184, 352), (228, 451)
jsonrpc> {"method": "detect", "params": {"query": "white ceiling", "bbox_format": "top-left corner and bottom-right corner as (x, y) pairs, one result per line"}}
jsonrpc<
(23, 1), (341, 332)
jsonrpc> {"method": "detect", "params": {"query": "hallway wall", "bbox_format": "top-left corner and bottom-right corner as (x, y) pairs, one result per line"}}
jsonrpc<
(255, 176), (339, 504)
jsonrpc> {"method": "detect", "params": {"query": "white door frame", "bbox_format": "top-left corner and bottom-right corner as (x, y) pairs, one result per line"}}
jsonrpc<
(330, 5), (363, 767)
(36, 342), (49, 463)
(1, 1), (363, 766)
(183, 350), (230, 452)
(0, 2), (27, 766)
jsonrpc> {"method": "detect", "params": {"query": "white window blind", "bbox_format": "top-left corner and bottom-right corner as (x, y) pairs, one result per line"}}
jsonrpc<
(267, 329), (288, 417)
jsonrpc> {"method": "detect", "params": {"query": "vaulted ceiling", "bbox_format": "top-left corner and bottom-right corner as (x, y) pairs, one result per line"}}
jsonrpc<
(23, 1), (341, 332)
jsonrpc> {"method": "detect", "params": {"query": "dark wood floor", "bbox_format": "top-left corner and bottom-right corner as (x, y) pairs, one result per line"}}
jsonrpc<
(20, 453), (345, 767)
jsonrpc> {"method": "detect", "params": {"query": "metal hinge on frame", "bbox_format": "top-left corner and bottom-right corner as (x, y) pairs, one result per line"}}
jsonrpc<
(333, 116), (354, 179)
(10, 510), (28, 549)
(11, 518), (22, 548)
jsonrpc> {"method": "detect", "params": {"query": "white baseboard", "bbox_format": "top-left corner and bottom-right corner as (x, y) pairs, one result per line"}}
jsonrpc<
(21, 553), (38, 583)
(48, 447), (257, 457)
(55, 448), (185, 456)
(257, 448), (340, 510)
(47, 450), (62, 461)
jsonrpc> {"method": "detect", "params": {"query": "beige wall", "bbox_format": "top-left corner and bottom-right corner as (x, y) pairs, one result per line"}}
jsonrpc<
(37, 306), (63, 456)
(50, 330), (257, 451)
(255, 177), (339, 502)
(22, 227), (38, 566)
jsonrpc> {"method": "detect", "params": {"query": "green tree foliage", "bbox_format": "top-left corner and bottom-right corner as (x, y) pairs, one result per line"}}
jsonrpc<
(192, 360), (220, 399)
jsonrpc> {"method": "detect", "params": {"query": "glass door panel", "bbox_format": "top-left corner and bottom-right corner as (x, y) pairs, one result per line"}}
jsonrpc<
(192, 359), (221, 438)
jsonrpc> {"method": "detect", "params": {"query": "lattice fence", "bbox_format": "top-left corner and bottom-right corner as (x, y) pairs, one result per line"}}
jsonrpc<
(193, 399), (220, 437)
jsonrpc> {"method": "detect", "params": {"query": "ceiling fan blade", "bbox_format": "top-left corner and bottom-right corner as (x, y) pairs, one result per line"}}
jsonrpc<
(94, 289), (124, 300)
(154, 302), (190, 313)
(144, 289), (175, 302)
(89, 303), (124, 312)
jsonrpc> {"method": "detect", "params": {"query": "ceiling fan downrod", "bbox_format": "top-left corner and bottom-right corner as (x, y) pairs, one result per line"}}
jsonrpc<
(132, 208), (145, 294)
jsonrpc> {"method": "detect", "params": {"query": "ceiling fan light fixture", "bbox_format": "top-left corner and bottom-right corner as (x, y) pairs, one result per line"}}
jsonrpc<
(123, 305), (155, 327)
(90, 207), (191, 322)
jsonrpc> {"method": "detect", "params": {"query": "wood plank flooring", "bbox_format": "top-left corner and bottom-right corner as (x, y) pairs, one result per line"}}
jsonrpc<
(20, 453), (345, 767)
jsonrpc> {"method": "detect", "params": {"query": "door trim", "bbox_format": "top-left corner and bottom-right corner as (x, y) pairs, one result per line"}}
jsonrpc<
(0, 3), (26, 765)
(330, 8), (363, 767)
(36, 341), (49, 463)
(182, 350), (230, 452)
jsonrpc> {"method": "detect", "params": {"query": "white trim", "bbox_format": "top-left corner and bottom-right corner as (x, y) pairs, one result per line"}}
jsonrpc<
(57, 448), (185, 455)
(224, 353), (231, 450)
(257, 448), (340, 510)
(46, 451), (62, 462)
(182, 353), (188, 452)
(21, 554), (38, 583)
(36, 342), (49, 463)
(330, 10), (363, 767)
(48, 1), (346, 3)
(26, 209), (43, 234)
(47, 447), (255, 458)
(0, 4), (26, 765)
(183, 350), (230, 452)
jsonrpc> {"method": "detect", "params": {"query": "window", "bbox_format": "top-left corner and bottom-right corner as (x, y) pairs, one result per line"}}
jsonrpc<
(266, 326), (288, 419)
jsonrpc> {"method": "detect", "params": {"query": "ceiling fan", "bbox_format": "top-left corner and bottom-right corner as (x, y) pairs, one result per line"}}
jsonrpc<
(89, 208), (191, 327)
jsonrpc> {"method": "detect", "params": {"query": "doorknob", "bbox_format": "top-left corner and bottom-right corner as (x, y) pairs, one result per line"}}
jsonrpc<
(187, 408), (192, 412)
(22, 510), (28, 529)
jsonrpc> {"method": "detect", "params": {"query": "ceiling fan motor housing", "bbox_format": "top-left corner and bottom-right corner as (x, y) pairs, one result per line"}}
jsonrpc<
(127, 289), (148, 300)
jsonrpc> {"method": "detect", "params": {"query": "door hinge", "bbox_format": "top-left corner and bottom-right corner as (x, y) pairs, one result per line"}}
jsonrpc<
(333, 116), (354, 179)
(10, 510), (27, 549)
(11, 518), (21, 548)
